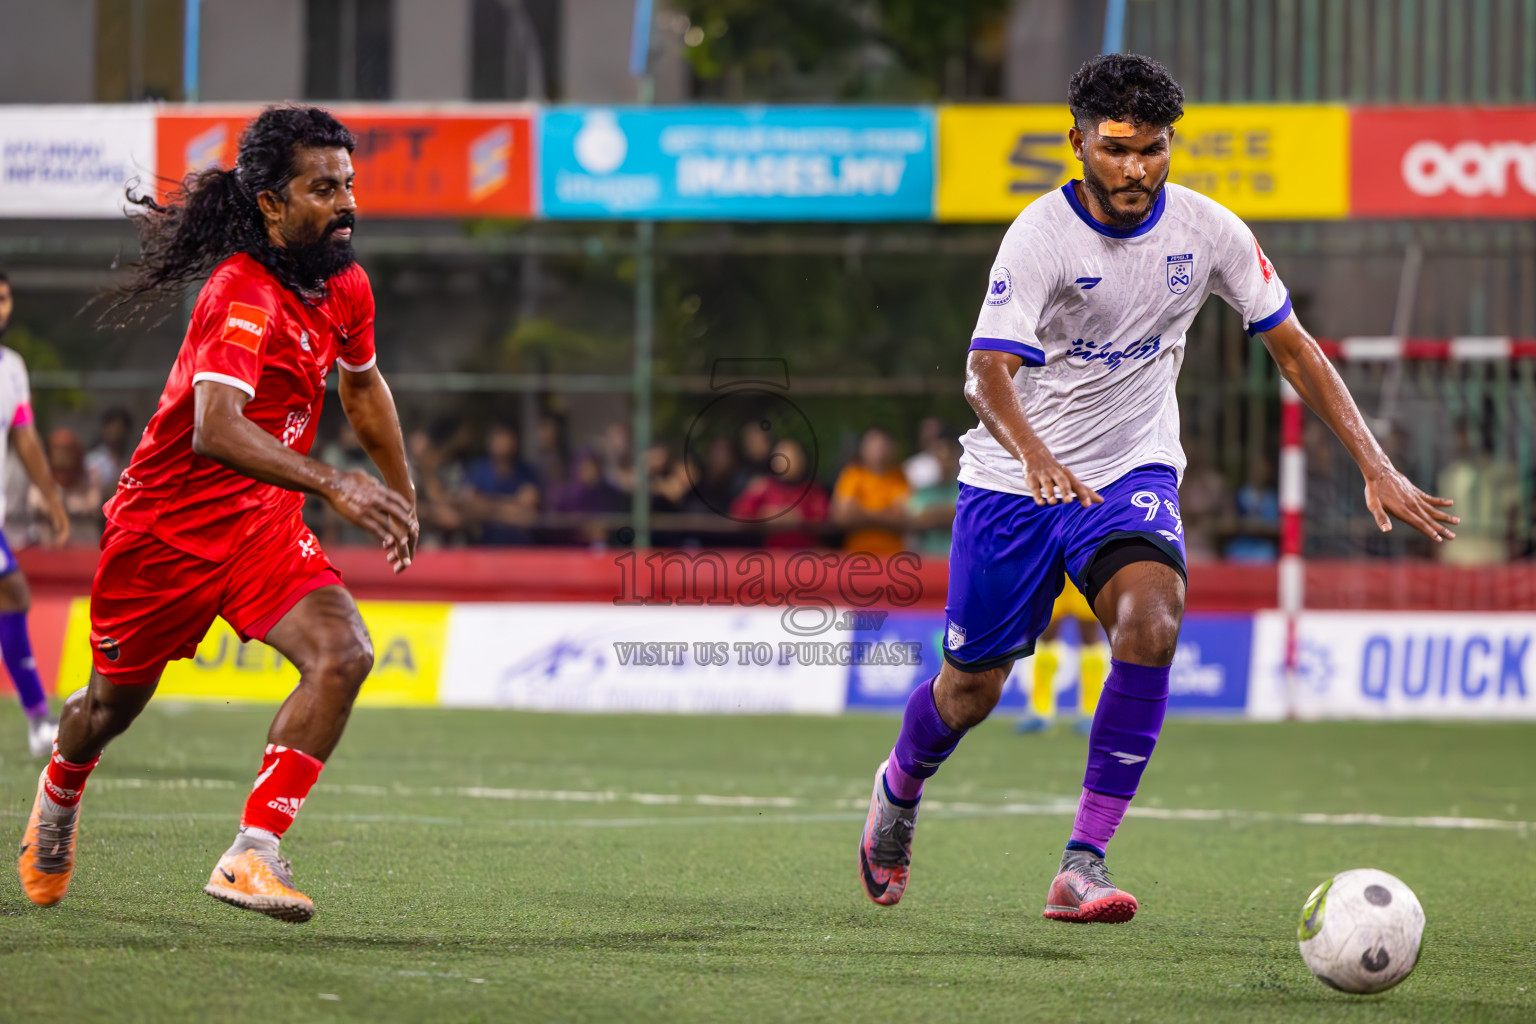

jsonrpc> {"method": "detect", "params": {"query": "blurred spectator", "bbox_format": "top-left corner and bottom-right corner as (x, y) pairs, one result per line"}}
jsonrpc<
(729, 439), (829, 548)
(533, 412), (570, 491)
(686, 435), (740, 515)
(29, 428), (100, 546)
(906, 436), (960, 555)
(406, 427), (465, 545)
(601, 421), (635, 494)
(832, 427), (910, 556)
(732, 418), (773, 494)
(645, 441), (694, 547)
(1178, 440), (1230, 562)
(1226, 455), (1280, 563)
(549, 447), (626, 546)
(1436, 423), (1519, 565)
(84, 408), (133, 493)
(463, 422), (540, 545)
(1302, 417), (1362, 558)
(902, 416), (946, 491)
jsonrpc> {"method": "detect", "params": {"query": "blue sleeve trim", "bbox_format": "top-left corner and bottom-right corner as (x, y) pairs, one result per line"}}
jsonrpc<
(970, 337), (1046, 366)
(1246, 291), (1293, 337)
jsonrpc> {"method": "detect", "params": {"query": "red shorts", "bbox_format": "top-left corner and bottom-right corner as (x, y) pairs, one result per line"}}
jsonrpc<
(89, 518), (342, 685)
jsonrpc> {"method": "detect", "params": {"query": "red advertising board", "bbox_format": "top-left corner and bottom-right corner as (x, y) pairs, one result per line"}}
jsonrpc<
(1351, 107), (1536, 217)
(155, 106), (534, 218)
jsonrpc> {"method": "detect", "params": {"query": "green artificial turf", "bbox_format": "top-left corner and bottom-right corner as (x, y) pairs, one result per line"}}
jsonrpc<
(0, 706), (1531, 1023)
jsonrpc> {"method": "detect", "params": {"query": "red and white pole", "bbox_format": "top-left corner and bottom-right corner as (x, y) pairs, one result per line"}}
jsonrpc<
(1278, 379), (1305, 719)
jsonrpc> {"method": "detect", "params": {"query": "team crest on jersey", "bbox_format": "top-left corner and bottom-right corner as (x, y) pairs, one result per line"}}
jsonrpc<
(1165, 253), (1193, 295)
(985, 266), (1013, 306)
(298, 329), (311, 352)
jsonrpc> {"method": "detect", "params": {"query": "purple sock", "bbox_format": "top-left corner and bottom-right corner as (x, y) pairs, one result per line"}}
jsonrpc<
(0, 611), (47, 719)
(1069, 789), (1132, 854)
(1074, 658), (1169, 850)
(886, 677), (965, 804)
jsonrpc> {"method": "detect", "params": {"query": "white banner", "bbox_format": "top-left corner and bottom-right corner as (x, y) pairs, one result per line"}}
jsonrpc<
(0, 106), (155, 218)
(440, 604), (862, 714)
(1250, 611), (1536, 720)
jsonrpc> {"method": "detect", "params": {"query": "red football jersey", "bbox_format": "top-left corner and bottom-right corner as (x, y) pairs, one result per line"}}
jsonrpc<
(105, 253), (377, 562)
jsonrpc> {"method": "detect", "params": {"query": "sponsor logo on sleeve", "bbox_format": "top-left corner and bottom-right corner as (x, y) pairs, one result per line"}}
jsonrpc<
(985, 266), (1013, 305)
(1254, 238), (1274, 282)
(221, 301), (270, 352)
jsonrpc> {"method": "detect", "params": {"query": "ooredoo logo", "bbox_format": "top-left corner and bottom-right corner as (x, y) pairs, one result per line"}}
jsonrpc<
(1401, 139), (1536, 198)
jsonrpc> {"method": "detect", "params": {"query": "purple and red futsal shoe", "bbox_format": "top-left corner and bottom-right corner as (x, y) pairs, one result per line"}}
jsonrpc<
(1043, 847), (1139, 923)
(858, 761), (918, 906)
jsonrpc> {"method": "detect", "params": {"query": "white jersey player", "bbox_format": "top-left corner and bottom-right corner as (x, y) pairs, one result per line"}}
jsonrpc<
(0, 271), (72, 755)
(858, 54), (1457, 925)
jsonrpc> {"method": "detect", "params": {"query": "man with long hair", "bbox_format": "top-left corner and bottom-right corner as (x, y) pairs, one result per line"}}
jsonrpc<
(857, 55), (1456, 923)
(17, 106), (418, 923)
(0, 270), (72, 755)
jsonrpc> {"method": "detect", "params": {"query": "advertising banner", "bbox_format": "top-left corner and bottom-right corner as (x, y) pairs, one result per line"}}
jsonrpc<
(0, 106), (155, 218)
(1350, 107), (1536, 217)
(439, 603), (856, 713)
(539, 106), (934, 220)
(155, 106), (535, 217)
(844, 612), (1253, 714)
(56, 598), (449, 706)
(936, 104), (1349, 222)
(1249, 611), (1536, 720)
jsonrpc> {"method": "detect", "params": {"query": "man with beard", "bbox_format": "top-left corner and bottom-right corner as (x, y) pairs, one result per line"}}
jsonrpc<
(858, 54), (1458, 922)
(17, 106), (417, 923)
(0, 270), (72, 756)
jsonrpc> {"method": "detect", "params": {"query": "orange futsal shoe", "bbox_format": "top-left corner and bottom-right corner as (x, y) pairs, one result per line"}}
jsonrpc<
(17, 769), (81, 907)
(204, 847), (315, 923)
(1043, 847), (1138, 924)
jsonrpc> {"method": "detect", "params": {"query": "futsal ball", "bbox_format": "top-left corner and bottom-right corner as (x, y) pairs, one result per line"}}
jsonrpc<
(1297, 868), (1425, 994)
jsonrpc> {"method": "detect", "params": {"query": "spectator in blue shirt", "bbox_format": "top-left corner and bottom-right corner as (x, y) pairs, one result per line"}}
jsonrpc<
(464, 422), (541, 545)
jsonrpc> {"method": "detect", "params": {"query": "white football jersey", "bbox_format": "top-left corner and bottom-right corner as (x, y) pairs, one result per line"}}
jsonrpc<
(960, 181), (1291, 495)
(0, 347), (31, 522)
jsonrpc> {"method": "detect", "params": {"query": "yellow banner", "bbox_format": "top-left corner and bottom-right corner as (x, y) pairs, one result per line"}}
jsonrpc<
(57, 598), (449, 706)
(936, 104), (1349, 222)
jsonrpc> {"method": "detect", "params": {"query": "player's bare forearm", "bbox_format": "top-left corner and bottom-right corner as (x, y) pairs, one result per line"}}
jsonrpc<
(12, 423), (69, 544)
(338, 367), (415, 507)
(964, 349), (1100, 506)
(1258, 316), (1389, 475)
(1260, 315), (1457, 541)
(192, 380), (414, 558)
(193, 381), (344, 495)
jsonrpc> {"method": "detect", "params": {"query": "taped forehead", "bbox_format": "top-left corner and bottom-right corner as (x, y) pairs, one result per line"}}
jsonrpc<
(1084, 119), (1171, 145)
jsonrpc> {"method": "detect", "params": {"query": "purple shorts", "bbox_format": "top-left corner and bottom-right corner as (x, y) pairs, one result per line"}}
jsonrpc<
(941, 464), (1186, 672)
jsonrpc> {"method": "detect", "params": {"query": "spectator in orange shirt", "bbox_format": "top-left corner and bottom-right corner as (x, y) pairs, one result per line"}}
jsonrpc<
(831, 427), (910, 556)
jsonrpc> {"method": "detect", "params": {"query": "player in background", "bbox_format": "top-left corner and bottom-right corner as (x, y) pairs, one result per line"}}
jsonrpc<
(17, 106), (418, 923)
(858, 55), (1457, 922)
(1014, 576), (1108, 735)
(0, 271), (72, 756)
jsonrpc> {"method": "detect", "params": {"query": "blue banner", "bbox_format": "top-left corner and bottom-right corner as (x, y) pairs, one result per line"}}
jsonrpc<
(844, 612), (1253, 714)
(538, 106), (934, 220)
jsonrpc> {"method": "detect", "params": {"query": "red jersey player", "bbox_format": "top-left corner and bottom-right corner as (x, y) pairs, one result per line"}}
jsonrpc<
(18, 106), (418, 922)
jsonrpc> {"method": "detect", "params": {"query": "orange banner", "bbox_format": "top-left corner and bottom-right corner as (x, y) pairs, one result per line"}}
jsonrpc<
(155, 106), (534, 218)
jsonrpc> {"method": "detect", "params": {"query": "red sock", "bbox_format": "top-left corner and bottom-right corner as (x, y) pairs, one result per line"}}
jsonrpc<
(45, 743), (100, 807)
(240, 744), (323, 837)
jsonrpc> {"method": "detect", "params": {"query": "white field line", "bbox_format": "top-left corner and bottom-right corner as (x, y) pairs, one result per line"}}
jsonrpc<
(53, 777), (1534, 834)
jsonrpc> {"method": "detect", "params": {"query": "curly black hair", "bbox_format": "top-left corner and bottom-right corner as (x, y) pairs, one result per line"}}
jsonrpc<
(1068, 53), (1185, 131)
(101, 105), (356, 324)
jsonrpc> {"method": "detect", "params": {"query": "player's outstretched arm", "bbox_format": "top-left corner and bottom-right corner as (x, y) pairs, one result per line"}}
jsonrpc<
(964, 349), (1102, 507)
(10, 423), (68, 545)
(191, 379), (415, 565)
(1258, 315), (1458, 542)
(338, 365), (419, 569)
